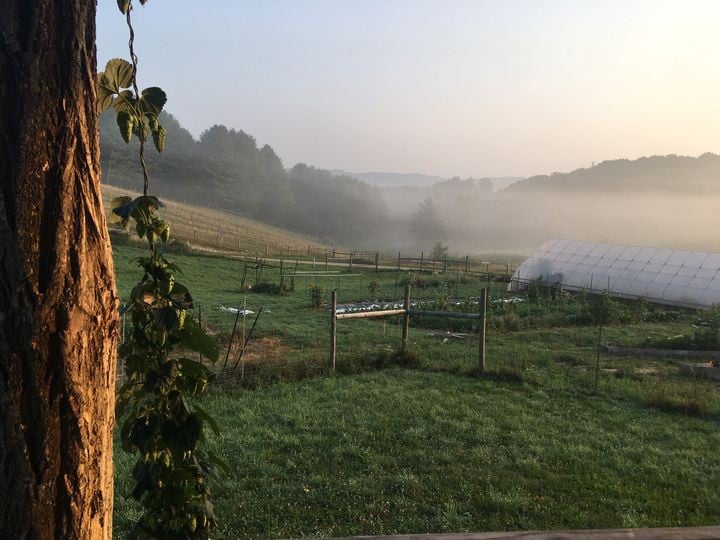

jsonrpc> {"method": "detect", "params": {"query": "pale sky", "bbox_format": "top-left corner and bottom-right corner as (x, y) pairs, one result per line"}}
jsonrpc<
(97, 0), (720, 178)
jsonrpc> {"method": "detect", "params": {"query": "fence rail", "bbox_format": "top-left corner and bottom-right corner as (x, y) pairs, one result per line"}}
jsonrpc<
(329, 285), (489, 371)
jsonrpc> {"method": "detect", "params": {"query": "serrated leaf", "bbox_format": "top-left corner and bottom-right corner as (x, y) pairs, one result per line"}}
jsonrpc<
(193, 404), (221, 435)
(152, 125), (166, 153)
(97, 73), (115, 113)
(110, 196), (133, 225)
(100, 58), (133, 93)
(153, 306), (178, 332)
(117, 0), (131, 13)
(140, 87), (167, 115)
(178, 319), (219, 362)
(116, 111), (134, 144)
(132, 116), (149, 141)
(113, 89), (136, 114)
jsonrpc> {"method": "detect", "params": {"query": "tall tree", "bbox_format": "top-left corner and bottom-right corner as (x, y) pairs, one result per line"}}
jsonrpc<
(0, 1), (117, 537)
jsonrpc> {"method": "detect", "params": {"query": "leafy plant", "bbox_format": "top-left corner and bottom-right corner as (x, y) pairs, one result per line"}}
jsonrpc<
(435, 283), (450, 311)
(399, 272), (417, 288)
(114, 196), (223, 538)
(308, 283), (325, 309)
(104, 1), (222, 537)
(368, 279), (381, 301)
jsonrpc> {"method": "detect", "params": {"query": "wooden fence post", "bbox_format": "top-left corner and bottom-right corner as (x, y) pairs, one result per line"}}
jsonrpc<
(465, 255), (469, 274)
(279, 258), (284, 291)
(479, 287), (488, 371)
(505, 263), (510, 281)
(330, 289), (337, 371)
(420, 252), (424, 271)
(402, 285), (411, 350)
(397, 251), (401, 270)
(325, 252), (329, 271)
(375, 252), (379, 273)
(349, 252), (353, 270)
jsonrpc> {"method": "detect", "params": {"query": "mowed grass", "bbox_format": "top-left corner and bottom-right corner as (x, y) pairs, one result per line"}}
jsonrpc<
(112, 242), (720, 538)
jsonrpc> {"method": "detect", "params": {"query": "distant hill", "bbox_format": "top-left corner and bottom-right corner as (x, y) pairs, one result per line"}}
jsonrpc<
(332, 170), (444, 188)
(506, 153), (720, 194)
(489, 176), (524, 191)
(100, 112), (388, 246)
(335, 170), (524, 191)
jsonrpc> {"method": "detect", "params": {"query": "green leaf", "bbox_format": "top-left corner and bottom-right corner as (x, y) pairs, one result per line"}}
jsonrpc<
(110, 196), (133, 226)
(178, 319), (219, 362)
(100, 58), (133, 93)
(205, 450), (230, 474)
(193, 404), (221, 435)
(140, 87), (167, 115)
(117, 0), (131, 14)
(112, 90), (136, 114)
(152, 124), (166, 153)
(153, 306), (178, 332)
(116, 111), (134, 144)
(96, 73), (115, 113)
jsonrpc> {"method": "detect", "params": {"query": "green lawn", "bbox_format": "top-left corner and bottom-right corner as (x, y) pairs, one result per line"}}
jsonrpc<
(112, 242), (720, 538)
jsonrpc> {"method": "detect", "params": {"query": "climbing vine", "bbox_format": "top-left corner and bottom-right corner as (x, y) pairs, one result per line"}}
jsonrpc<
(99, 1), (223, 537)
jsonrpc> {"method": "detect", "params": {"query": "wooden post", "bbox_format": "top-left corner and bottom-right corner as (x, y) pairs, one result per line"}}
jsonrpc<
(402, 285), (411, 350)
(325, 252), (329, 271)
(332, 248), (336, 257)
(349, 252), (353, 270)
(505, 263), (510, 281)
(479, 287), (488, 371)
(375, 252), (379, 273)
(330, 289), (337, 371)
(465, 255), (469, 274)
(420, 252), (424, 271)
(397, 251), (401, 270)
(279, 258), (284, 291)
(307, 244), (311, 256)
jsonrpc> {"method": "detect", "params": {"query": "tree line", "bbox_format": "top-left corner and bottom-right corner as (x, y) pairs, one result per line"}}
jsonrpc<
(100, 112), (389, 245)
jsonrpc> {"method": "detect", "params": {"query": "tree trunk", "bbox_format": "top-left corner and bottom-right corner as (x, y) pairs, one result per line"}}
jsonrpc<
(0, 1), (117, 538)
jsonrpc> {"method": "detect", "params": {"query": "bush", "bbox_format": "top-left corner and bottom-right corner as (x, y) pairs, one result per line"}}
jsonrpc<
(435, 283), (450, 311)
(399, 272), (417, 288)
(308, 283), (325, 309)
(368, 279), (381, 300)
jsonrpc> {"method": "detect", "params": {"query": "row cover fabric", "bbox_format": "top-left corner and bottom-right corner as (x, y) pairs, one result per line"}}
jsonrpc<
(509, 238), (720, 309)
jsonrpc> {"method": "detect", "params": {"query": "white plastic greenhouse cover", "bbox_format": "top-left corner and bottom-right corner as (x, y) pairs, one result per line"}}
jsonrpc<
(508, 239), (720, 309)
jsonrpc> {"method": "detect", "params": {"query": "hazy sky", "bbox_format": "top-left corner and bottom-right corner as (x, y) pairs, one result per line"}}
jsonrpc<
(97, 0), (720, 178)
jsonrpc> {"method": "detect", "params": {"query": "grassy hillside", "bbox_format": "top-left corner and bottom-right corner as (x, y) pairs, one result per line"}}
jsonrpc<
(102, 184), (331, 255)
(112, 243), (720, 538)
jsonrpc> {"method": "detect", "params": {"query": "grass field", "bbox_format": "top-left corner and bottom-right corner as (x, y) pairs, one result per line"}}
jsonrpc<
(111, 241), (720, 538)
(103, 184), (331, 255)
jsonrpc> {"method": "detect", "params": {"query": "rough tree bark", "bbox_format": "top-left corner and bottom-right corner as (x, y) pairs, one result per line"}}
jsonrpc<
(0, 1), (118, 538)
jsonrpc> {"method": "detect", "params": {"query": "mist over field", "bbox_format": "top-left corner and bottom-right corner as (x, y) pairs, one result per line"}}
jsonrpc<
(101, 110), (720, 256)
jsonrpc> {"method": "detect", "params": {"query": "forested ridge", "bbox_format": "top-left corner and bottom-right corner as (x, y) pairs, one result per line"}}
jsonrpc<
(100, 111), (388, 244)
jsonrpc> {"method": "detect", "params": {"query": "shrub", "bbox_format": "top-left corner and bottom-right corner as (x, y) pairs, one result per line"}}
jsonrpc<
(399, 272), (417, 288)
(308, 283), (325, 308)
(435, 283), (450, 311)
(368, 279), (381, 300)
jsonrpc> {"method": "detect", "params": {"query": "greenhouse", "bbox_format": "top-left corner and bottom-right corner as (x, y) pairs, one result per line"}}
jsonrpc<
(509, 239), (720, 309)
